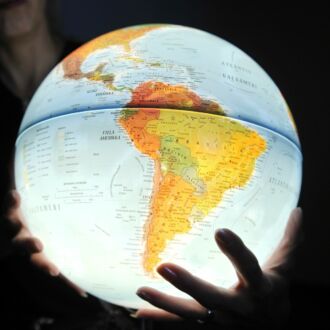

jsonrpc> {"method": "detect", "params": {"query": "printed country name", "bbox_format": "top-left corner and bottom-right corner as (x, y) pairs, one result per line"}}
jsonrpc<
(28, 203), (61, 213)
(221, 61), (251, 74)
(222, 73), (257, 88)
(268, 177), (296, 193)
(100, 135), (121, 140)
(100, 130), (121, 140)
(95, 91), (114, 96)
(36, 125), (49, 134)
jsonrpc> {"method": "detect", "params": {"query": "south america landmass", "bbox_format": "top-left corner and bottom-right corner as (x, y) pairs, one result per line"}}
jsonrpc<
(119, 81), (267, 275)
(60, 25), (267, 275)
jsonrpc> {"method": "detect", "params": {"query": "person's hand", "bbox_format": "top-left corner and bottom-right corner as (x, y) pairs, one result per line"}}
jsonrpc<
(0, 189), (86, 296)
(1, 190), (58, 273)
(135, 207), (303, 329)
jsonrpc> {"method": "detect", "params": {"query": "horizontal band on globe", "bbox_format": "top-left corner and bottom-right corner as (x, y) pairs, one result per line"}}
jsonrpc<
(16, 107), (302, 153)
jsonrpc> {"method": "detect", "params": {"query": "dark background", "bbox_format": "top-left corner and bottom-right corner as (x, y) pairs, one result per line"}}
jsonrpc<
(20, 0), (330, 328)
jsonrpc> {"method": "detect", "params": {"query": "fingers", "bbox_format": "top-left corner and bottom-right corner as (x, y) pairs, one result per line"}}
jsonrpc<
(30, 252), (60, 276)
(134, 307), (183, 321)
(58, 273), (88, 298)
(150, 263), (241, 313)
(281, 207), (303, 251)
(2, 189), (20, 211)
(5, 191), (43, 256)
(12, 228), (43, 255)
(135, 287), (243, 326)
(30, 255), (87, 297)
(136, 286), (207, 319)
(2, 190), (57, 275)
(2, 191), (87, 298)
(1, 190), (40, 258)
(215, 229), (264, 291)
(263, 207), (303, 275)
(2, 190), (23, 235)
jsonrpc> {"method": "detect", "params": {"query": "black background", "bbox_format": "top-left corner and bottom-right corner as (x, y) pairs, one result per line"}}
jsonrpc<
(57, 0), (330, 326)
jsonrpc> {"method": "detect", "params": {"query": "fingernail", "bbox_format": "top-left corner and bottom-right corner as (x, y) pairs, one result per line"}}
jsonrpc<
(130, 312), (138, 318)
(157, 266), (178, 280)
(216, 229), (233, 247)
(80, 292), (88, 298)
(136, 290), (151, 301)
(49, 268), (60, 276)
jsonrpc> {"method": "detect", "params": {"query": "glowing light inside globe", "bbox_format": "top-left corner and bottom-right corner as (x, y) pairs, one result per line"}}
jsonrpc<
(14, 24), (302, 309)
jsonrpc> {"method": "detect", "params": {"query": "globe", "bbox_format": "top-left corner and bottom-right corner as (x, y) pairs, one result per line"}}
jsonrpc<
(14, 24), (302, 309)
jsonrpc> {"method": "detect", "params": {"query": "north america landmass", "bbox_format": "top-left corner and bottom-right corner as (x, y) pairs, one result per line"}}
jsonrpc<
(61, 25), (267, 275)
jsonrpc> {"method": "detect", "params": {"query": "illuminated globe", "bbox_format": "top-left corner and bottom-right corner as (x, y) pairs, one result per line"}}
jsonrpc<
(14, 24), (302, 309)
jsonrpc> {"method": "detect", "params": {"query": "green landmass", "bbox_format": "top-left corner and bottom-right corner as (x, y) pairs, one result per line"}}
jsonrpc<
(120, 108), (139, 119)
(160, 135), (197, 175)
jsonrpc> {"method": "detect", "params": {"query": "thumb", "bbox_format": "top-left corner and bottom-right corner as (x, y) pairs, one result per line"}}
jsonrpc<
(263, 207), (303, 276)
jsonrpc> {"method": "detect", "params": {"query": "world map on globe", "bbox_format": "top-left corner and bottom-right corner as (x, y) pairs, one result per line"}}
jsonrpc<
(15, 24), (302, 308)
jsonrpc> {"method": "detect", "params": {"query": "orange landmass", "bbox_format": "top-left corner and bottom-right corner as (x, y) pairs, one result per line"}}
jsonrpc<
(127, 81), (225, 115)
(118, 108), (160, 159)
(142, 169), (197, 273)
(118, 108), (198, 273)
(119, 106), (266, 275)
(62, 25), (164, 80)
